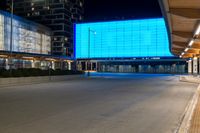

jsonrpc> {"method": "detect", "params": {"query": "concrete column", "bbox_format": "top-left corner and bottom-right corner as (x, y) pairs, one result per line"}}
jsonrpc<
(199, 58), (200, 74)
(76, 61), (79, 71)
(22, 60), (26, 68)
(91, 62), (93, 71)
(85, 61), (87, 71)
(139, 65), (142, 73)
(31, 60), (35, 68)
(5, 58), (9, 70)
(76, 61), (81, 71)
(99, 62), (101, 72)
(102, 65), (105, 72)
(193, 57), (198, 74)
(188, 60), (192, 74)
(79, 61), (83, 71)
(61, 61), (64, 70)
(52, 61), (55, 70)
(96, 62), (98, 71)
(67, 61), (71, 70)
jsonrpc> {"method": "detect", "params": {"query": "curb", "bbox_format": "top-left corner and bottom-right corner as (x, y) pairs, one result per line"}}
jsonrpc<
(175, 84), (200, 133)
(179, 76), (200, 84)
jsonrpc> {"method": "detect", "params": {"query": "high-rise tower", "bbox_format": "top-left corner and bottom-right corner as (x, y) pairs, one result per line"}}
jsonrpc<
(7, 0), (84, 57)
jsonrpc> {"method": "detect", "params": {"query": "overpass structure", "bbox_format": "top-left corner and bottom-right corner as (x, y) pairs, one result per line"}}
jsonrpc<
(159, 0), (200, 74)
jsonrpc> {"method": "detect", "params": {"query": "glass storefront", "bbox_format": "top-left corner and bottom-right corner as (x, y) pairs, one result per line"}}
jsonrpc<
(99, 63), (186, 74)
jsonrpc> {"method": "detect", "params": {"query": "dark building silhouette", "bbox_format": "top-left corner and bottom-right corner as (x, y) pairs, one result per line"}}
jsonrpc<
(0, 1), (7, 11)
(6, 0), (84, 57)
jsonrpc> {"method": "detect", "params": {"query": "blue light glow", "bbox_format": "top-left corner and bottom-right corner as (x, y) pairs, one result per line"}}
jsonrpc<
(75, 18), (172, 59)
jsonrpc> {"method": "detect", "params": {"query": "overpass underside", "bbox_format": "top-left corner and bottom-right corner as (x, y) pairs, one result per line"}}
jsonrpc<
(159, 0), (200, 75)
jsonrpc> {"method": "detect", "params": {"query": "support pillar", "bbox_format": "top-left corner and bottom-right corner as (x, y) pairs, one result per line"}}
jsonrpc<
(96, 62), (98, 71)
(199, 58), (200, 74)
(91, 62), (93, 71)
(68, 61), (71, 70)
(188, 60), (192, 74)
(193, 57), (198, 74)
(5, 58), (9, 70)
(79, 61), (82, 71)
(76, 61), (82, 71)
(22, 60), (26, 68)
(52, 61), (55, 70)
(85, 61), (87, 71)
(76, 61), (79, 71)
(31, 60), (35, 68)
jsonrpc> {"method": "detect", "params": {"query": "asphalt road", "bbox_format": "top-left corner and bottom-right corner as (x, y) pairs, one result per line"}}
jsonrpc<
(0, 74), (198, 133)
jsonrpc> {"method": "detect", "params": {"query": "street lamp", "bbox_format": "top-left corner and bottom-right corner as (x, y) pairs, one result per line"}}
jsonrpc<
(48, 61), (52, 81)
(9, 0), (14, 76)
(87, 28), (96, 77)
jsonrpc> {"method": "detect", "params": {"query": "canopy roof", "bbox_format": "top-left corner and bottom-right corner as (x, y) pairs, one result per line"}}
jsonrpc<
(159, 0), (200, 58)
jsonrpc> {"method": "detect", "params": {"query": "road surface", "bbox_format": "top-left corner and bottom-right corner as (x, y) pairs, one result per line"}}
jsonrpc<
(0, 74), (198, 133)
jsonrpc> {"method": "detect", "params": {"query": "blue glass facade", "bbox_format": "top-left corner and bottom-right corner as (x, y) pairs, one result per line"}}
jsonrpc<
(75, 18), (172, 59)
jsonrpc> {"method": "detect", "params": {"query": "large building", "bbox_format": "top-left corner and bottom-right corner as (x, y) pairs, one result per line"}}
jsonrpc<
(0, 11), (51, 55)
(0, 10), (72, 70)
(6, 0), (84, 57)
(75, 18), (187, 73)
(75, 18), (172, 58)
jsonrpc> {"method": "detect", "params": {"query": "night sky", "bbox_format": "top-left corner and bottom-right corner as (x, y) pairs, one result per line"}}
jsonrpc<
(0, 0), (162, 22)
(0, 1), (6, 11)
(84, 0), (162, 22)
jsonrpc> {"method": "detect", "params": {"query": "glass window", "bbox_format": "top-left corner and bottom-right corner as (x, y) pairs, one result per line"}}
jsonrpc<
(0, 10), (51, 55)
(75, 18), (172, 59)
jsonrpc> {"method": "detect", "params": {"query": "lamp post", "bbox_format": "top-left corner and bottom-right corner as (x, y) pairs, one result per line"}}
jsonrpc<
(9, 0), (14, 76)
(48, 61), (52, 81)
(87, 28), (96, 77)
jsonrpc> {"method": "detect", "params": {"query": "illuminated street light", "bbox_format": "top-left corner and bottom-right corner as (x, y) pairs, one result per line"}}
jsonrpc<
(87, 28), (96, 77)
(9, 0), (14, 75)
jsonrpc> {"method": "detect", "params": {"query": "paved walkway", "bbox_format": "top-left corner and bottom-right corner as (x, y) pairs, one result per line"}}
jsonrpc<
(190, 92), (200, 133)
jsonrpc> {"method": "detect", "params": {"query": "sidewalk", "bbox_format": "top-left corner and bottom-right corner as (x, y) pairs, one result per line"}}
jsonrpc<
(179, 76), (200, 133)
(189, 92), (200, 133)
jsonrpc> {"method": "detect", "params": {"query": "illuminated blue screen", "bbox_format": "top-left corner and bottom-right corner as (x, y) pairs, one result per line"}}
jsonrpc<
(75, 18), (172, 59)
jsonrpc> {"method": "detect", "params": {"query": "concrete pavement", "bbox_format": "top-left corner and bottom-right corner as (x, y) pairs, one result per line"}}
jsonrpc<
(0, 74), (198, 133)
